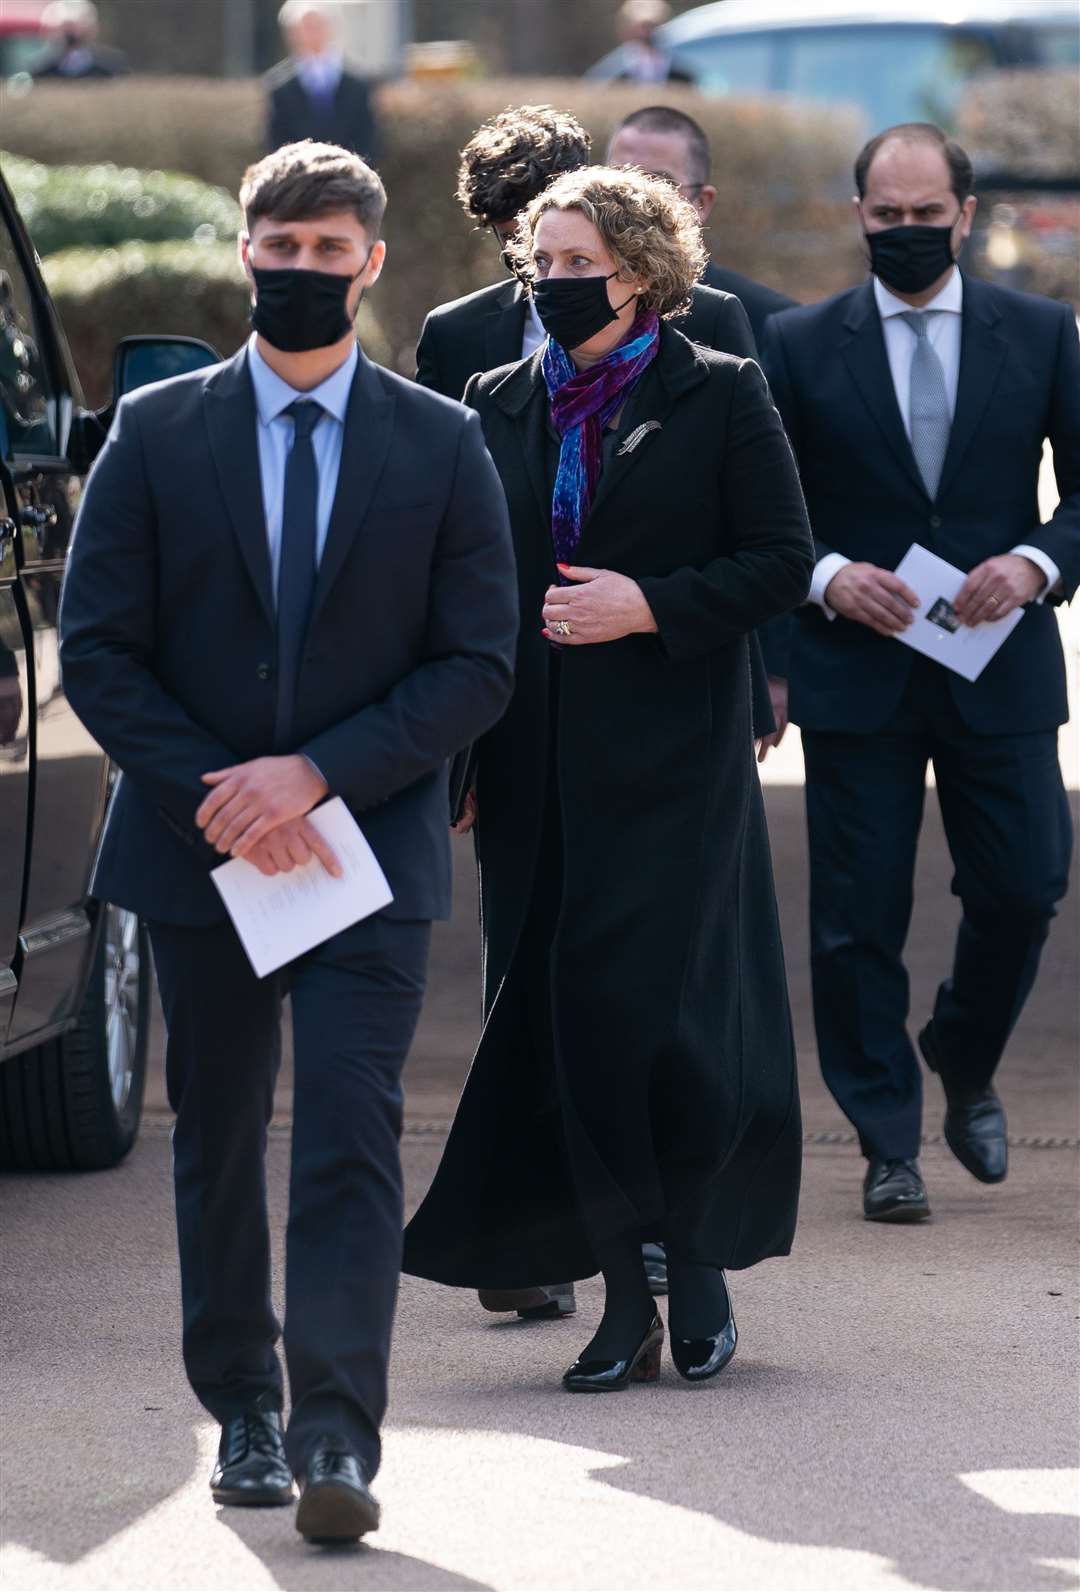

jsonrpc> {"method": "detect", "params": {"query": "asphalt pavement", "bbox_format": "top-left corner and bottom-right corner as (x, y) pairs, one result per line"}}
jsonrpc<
(2, 762), (1078, 1592)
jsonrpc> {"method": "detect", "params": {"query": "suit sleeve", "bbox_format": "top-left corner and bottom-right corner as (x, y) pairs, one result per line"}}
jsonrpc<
(266, 83), (287, 153)
(415, 312), (444, 394)
(301, 409), (518, 807)
(636, 360), (814, 665)
(59, 397), (238, 850)
(1015, 303), (1080, 602)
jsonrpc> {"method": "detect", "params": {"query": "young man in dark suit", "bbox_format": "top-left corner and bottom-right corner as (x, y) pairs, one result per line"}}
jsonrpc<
(265, 1), (378, 163)
(59, 142), (516, 1543)
(761, 123), (1079, 1223)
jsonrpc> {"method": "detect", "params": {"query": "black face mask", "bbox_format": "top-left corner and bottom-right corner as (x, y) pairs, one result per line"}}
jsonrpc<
(532, 271), (636, 351)
(866, 222), (959, 295)
(250, 260), (366, 353)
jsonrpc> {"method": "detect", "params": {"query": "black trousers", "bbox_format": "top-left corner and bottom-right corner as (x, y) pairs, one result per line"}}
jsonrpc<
(149, 911), (431, 1479)
(803, 655), (1071, 1161)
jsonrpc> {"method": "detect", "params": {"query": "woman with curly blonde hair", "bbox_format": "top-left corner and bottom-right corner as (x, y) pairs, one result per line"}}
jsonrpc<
(404, 166), (814, 1392)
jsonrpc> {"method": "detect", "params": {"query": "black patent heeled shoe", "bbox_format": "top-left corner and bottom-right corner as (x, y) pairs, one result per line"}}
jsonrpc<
(562, 1311), (664, 1393)
(670, 1272), (738, 1383)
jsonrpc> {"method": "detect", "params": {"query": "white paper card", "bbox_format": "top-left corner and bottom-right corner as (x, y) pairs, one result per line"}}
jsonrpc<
(211, 797), (393, 978)
(892, 543), (1024, 683)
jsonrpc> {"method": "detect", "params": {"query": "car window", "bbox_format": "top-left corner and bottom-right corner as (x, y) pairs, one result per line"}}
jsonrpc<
(782, 24), (997, 131)
(0, 215), (57, 459)
(1031, 23), (1080, 67)
(672, 32), (776, 96)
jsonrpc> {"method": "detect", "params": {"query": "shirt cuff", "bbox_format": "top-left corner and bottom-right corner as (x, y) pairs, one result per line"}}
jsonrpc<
(808, 552), (851, 619)
(1010, 545), (1062, 604)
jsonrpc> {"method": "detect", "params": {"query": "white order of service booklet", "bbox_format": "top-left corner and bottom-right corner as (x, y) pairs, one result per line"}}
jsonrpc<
(892, 543), (1025, 682)
(211, 797), (393, 978)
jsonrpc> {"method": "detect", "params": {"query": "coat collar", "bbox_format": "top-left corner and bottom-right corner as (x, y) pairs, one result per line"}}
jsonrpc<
(203, 341), (394, 627)
(487, 319), (711, 417)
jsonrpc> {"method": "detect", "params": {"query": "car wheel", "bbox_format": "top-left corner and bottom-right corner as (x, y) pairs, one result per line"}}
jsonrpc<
(0, 906), (150, 1171)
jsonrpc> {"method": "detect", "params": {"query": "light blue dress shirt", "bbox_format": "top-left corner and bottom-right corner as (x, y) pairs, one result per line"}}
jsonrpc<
(247, 333), (357, 603)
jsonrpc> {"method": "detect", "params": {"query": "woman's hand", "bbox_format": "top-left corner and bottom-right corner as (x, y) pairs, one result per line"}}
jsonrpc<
(542, 564), (658, 646)
(452, 791), (478, 836)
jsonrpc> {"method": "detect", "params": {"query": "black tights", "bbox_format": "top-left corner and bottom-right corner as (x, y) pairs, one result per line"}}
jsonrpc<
(578, 1237), (656, 1361)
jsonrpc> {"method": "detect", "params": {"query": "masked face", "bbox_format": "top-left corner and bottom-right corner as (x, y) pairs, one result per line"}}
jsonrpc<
(249, 257), (367, 353)
(866, 220), (961, 296)
(532, 271), (638, 350)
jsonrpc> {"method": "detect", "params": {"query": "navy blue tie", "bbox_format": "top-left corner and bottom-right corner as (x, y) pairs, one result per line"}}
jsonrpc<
(274, 400), (322, 751)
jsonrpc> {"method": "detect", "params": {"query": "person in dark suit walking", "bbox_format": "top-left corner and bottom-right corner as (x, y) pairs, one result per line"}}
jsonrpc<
(266, 1), (378, 163)
(59, 143), (516, 1542)
(404, 166), (814, 1391)
(760, 123), (1079, 1223)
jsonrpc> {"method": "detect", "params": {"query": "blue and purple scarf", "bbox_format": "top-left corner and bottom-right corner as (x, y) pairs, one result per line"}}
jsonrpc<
(541, 309), (660, 571)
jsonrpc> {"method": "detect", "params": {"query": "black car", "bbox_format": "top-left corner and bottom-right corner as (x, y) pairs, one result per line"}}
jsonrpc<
(0, 170), (216, 1171)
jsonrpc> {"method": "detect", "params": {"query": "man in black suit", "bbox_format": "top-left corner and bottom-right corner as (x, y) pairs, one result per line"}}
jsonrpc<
(265, 0), (378, 163)
(59, 143), (516, 1542)
(32, 0), (128, 79)
(761, 123), (1079, 1223)
(607, 105), (796, 349)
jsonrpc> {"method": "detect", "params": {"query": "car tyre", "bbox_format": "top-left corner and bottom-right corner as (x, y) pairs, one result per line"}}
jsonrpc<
(0, 906), (150, 1171)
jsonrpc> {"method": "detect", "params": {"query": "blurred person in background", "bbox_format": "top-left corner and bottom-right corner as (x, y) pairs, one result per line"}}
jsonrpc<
(761, 123), (1080, 1224)
(266, 0), (378, 164)
(417, 103), (787, 1321)
(607, 106), (796, 349)
(31, 0), (128, 79)
(609, 0), (693, 86)
(404, 165), (814, 1393)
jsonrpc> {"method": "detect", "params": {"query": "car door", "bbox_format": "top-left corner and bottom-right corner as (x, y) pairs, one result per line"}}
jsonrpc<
(0, 184), (109, 1048)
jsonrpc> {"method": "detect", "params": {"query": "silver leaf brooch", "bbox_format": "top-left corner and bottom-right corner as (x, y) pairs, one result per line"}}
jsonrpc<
(616, 420), (662, 457)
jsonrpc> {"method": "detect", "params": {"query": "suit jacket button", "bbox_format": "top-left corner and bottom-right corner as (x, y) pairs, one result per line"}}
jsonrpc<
(256, 662), (272, 681)
(929, 514), (942, 529)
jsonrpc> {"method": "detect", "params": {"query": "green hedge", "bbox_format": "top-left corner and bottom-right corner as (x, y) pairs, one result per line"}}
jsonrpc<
(3, 151), (241, 258)
(42, 239), (389, 406)
(2, 76), (864, 372)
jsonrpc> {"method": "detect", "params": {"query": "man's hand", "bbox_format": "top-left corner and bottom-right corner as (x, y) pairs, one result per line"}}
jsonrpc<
(542, 564), (658, 646)
(196, 754), (328, 856)
(757, 675), (790, 764)
(954, 554), (1046, 626)
(241, 816), (342, 879)
(825, 562), (920, 637)
(451, 790), (477, 836)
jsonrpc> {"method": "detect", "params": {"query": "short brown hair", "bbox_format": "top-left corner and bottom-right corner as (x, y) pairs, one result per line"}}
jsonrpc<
(509, 165), (706, 320)
(240, 140), (387, 236)
(457, 104), (591, 229)
(855, 123), (974, 205)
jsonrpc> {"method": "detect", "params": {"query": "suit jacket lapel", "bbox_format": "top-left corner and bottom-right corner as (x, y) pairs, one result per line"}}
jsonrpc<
(310, 346), (395, 622)
(203, 347), (275, 627)
(489, 347), (551, 532)
(936, 277), (1007, 499)
(839, 281), (926, 500)
(484, 281), (528, 373)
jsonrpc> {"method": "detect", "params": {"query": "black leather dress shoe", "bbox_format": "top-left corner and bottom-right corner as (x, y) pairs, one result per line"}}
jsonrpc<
(642, 1242), (668, 1296)
(210, 1400), (294, 1507)
(296, 1438), (380, 1543)
(563, 1312), (664, 1392)
(478, 1283), (577, 1319)
(863, 1157), (931, 1222)
(919, 1022), (1008, 1184)
(671, 1273), (737, 1382)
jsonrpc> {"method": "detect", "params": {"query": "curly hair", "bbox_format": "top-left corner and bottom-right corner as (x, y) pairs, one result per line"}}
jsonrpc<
(507, 165), (707, 320)
(456, 104), (591, 228)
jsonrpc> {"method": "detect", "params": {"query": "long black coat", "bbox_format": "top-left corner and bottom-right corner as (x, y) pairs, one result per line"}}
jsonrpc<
(403, 326), (815, 1286)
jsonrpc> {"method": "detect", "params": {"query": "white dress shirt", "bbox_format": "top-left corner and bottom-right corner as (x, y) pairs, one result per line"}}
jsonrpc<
(297, 50), (343, 102)
(521, 294), (546, 361)
(809, 267), (1061, 616)
(247, 334), (357, 600)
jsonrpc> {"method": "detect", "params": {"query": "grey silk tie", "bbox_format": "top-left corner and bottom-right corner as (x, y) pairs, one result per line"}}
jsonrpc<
(899, 310), (950, 500)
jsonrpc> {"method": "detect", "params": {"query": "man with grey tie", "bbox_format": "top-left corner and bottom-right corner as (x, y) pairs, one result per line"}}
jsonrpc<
(761, 123), (1080, 1224)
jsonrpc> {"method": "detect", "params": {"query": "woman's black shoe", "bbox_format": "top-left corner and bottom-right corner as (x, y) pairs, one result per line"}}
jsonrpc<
(670, 1272), (738, 1382)
(563, 1311), (664, 1392)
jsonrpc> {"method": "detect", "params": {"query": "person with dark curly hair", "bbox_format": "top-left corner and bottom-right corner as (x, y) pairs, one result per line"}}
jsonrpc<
(404, 166), (813, 1392)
